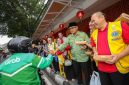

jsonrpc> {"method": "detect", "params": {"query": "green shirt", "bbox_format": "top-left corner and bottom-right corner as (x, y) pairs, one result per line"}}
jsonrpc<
(59, 31), (90, 62)
(0, 53), (53, 85)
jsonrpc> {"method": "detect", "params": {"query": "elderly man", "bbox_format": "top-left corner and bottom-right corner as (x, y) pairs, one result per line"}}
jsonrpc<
(57, 22), (91, 85)
(91, 12), (129, 85)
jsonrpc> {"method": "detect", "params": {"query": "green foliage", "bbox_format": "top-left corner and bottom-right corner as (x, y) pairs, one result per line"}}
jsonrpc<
(0, 0), (47, 37)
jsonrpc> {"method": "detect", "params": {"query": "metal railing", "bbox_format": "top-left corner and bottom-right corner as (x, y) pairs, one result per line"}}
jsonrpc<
(41, 67), (73, 85)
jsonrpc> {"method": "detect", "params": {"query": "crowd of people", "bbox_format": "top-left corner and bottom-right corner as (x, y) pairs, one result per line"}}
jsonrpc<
(0, 11), (129, 85)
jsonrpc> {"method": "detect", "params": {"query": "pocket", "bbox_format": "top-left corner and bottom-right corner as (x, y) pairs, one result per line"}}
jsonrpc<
(116, 55), (129, 74)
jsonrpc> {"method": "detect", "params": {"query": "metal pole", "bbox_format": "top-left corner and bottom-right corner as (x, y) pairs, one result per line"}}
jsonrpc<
(41, 71), (57, 85)
(43, 67), (71, 85)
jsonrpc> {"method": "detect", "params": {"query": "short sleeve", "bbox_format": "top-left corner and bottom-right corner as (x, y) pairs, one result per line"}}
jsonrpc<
(84, 33), (90, 44)
(59, 37), (69, 51)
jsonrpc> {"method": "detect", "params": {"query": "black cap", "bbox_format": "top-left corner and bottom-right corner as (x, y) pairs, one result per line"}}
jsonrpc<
(68, 22), (77, 28)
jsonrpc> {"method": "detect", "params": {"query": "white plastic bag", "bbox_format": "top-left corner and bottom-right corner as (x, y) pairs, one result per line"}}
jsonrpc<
(90, 71), (101, 85)
(64, 59), (72, 66)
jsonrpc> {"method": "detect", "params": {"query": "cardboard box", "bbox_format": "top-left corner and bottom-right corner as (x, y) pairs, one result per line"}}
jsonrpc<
(93, 55), (112, 62)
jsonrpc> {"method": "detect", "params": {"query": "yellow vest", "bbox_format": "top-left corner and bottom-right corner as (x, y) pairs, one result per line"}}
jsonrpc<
(91, 21), (129, 74)
(48, 42), (56, 51)
(58, 55), (65, 65)
(58, 51), (72, 65)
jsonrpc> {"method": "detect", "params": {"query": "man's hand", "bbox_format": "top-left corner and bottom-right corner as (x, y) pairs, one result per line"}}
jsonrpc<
(93, 55), (113, 62)
(75, 41), (86, 45)
(75, 41), (87, 50)
(105, 55), (120, 64)
(81, 45), (87, 50)
(85, 51), (92, 56)
(49, 50), (55, 55)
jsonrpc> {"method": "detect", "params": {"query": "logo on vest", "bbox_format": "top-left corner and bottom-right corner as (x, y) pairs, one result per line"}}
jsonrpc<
(5, 57), (21, 65)
(112, 31), (118, 37)
(111, 31), (120, 41)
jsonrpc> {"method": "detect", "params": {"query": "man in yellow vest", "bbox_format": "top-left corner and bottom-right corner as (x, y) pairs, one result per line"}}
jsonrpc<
(91, 12), (129, 85)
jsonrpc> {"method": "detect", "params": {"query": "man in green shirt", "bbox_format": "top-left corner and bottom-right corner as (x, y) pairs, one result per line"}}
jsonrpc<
(0, 36), (53, 85)
(58, 22), (91, 85)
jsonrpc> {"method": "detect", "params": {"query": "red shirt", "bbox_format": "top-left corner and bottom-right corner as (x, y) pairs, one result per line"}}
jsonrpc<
(91, 22), (129, 73)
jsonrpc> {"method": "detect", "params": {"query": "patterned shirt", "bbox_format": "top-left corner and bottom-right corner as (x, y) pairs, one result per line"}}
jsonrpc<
(59, 31), (90, 62)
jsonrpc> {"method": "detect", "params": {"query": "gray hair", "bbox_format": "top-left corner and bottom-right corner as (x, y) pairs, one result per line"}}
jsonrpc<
(92, 12), (105, 18)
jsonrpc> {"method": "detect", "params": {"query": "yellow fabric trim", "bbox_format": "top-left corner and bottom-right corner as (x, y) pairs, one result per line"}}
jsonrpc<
(92, 21), (129, 74)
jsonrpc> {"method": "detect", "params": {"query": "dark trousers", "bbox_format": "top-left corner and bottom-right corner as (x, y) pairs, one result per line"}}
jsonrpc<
(124, 72), (129, 85)
(72, 60), (91, 85)
(53, 59), (59, 72)
(99, 71), (129, 85)
(64, 65), (75, 80)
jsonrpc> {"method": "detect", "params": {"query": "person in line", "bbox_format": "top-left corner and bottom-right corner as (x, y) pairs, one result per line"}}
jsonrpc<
(47, 37), (59, 73)
(56, 38), (75, 81)
(58, 32), (67, 42)
(29, 43), (38, 55)
(40, 39), (49, 57)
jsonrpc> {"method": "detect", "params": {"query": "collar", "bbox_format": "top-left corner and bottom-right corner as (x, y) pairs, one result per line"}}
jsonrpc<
(72, 31), (80, 36)
(98, 23), (108, 32)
